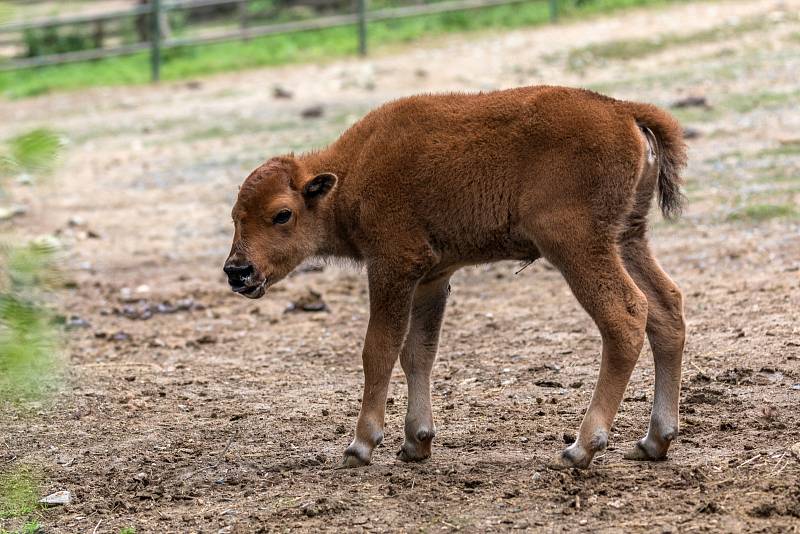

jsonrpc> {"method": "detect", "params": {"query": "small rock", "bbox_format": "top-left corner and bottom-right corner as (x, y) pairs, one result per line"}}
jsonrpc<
(273, 86), (293, 99)
(119, 287), (136, 303)
(196, 334), (217, 345)
(683, 127), (702, 139)
(760, 405), (779, 421)
(302, 503), (319, 517)
(111, 331), (131, 342)
(65, 316), (90, 330)
(697, 501), (721, 514)
(0, 205), (28, 220)
(67, 216), (85, 227)
(285, 289), (328, 313)
(672, 95), (710, 108)
(535, 379), (563, 388)
(301, 105), (325, 118)
(39, 490), (72, 506)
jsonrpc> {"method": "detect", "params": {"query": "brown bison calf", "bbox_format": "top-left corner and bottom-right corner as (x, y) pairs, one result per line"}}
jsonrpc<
(224, 85), (687, 469)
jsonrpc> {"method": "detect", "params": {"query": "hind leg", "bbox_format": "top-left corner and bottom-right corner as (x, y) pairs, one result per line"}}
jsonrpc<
(543, 241), (649, 468)
(621, 238), (685, 460)
(397, 274), (451, 462)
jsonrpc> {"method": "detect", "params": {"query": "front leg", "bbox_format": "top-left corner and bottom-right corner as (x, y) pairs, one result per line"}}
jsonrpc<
(342, 263), (420, 467)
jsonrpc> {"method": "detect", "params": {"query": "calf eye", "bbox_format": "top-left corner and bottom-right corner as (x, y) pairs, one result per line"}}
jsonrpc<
(272, 209), (292, 225)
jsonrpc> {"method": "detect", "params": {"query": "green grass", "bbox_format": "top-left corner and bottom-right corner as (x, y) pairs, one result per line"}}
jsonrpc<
(756, 141), (800, 158)
(0, 521), (42, 534)
(667, 87), (800, 126)
(566, 15), (770, 71)
(726, 203), (799, 222)
(0, 0), (683, 99)
(0, 468), (40, 520)
(119, 528), (136, 534)
(720, 88), (800, 114)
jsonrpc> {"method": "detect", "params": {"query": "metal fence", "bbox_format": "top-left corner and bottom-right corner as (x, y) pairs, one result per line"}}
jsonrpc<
(0, 0), (559, 80)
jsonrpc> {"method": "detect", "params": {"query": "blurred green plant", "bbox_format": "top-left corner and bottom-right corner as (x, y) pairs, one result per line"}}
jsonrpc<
(0, 239), (62, 402)
(1, 129), (64, 403)
(0, 129), (62, 180)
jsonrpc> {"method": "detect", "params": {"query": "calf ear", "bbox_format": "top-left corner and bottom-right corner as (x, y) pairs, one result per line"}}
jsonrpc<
(303, 173), (338, 200)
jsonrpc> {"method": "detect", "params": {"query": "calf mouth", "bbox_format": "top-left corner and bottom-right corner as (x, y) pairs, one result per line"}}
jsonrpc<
(231, 277), (269, 299)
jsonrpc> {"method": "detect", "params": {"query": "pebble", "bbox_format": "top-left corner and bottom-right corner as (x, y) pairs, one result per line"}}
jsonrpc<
(39, 490), (72, 506)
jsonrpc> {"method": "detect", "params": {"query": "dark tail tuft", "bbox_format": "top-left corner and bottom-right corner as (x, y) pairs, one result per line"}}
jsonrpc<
(624, 102), (688, 220)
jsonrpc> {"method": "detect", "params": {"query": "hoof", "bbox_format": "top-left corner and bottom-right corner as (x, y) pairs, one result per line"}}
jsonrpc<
(623, 435), (673, 462)
(397, 431), (434, 463)
(559, 444), (593, 469)
(416, 428), (435, 442)
(340, 444), (371, 468)
(558, 430), (607, 469)
(397, 443), (431, 463)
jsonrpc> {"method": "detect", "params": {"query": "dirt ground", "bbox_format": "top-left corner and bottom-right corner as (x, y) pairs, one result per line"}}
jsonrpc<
(2, 0), (800, 531)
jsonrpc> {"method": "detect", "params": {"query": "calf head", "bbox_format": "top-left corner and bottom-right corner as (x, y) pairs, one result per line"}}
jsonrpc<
(224, 156), (337, 299)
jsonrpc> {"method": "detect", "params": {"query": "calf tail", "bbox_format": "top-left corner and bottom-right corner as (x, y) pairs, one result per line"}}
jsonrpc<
(623, 101), (688, 220)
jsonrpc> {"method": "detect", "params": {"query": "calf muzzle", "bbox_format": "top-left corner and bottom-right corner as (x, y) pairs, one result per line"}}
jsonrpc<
(223, 261), (254, 291)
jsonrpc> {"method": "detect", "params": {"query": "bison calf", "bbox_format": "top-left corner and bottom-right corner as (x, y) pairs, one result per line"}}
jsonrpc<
(224, 85), (687, 469)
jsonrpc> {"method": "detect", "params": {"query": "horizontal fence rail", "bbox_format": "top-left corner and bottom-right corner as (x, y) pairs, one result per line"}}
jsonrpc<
(0, 0), (555, 75)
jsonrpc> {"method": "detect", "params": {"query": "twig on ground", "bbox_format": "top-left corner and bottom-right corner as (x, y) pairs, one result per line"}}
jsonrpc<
(711, 478), (734, 486)
(689, 360), (708, 376)
(773, 458), (790, 476)
(736, 454), (761, 468)
(92, 519), (103, 534)
(770, 450), (788, 475)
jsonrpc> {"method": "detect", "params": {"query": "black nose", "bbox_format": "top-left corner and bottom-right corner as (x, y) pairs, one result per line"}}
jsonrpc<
(223, 261), (253, 285)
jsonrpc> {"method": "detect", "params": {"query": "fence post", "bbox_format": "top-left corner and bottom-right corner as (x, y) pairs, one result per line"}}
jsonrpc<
(548, 0), (558, 22)
(150, 0), (162, 82)
(357, 0), (367, 56)
(238, 0), (249, 39)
